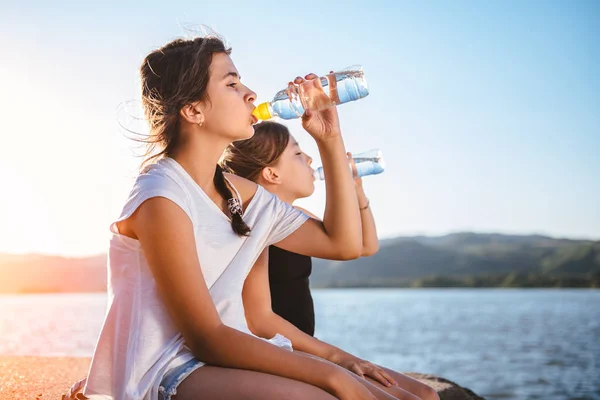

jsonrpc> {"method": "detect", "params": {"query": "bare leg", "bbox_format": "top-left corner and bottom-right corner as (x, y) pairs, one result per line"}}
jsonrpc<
(365, 367), (439, 400)
(295, 351), (419, 400)
(354, 375), (421, 400)
(172, 365), (337, 400)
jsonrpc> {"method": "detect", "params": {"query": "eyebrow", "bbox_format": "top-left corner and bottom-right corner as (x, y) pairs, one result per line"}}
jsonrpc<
(222, 71), (241, 80)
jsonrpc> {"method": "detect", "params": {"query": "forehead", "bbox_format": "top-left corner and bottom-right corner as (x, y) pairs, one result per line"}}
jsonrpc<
(209, 53), (239, 79)
(284, 138), (300, 151)
(286, 136), (299, 146)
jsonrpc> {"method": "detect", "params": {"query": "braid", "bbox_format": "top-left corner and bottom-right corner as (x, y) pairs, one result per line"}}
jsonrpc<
(213, 164), (251, 236)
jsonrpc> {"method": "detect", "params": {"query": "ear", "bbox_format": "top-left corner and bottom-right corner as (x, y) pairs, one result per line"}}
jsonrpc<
(179, 102), (205, 126)
(260, 166), (282, 185)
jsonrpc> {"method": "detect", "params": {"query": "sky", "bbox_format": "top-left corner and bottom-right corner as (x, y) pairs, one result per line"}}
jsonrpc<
(0, 0), (598, 257)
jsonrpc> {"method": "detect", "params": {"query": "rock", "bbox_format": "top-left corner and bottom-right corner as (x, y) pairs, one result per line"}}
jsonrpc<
(0, 356), (90, 400)
(406, 373), (485, 400)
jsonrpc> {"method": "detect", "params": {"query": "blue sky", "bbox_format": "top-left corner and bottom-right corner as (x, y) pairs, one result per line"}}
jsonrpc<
(0, 0), (598, 256)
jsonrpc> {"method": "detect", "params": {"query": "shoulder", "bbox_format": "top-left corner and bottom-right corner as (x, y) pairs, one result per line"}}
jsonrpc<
(116, 165), (194, 238)
(134, 162), (189, 195)
(124, 163), (193, 218)
(224, 172), (259, 204)
(293, 206), (320, 220)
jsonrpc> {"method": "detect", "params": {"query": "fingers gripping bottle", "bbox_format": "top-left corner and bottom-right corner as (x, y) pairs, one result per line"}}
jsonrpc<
(252, 66), (369, 121)
(313, 149), (385, 180)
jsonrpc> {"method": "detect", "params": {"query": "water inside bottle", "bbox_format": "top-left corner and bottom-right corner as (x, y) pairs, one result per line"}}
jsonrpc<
(354, 159), (385, 177)
(313, 150), (385, 180)
(299, 76), (336, 112)
(352, 149), (385, 178)
(271, 66), (369, 119)
(323, 67), (369, 105)
(272, 89), (305, 119)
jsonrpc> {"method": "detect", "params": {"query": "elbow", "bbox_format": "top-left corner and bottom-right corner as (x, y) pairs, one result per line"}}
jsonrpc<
(245, 310), (273, 338)
(337, 245), (362, 260)
(245, 310), (261, 336)
(327, 234), (362, 260)
(186, 324), (226, 363)
(344, 237), (364, 260)
(361, 242), (379, 257)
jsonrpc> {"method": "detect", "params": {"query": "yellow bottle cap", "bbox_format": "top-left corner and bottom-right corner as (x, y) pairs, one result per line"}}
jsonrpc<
(252, 102), (272, 120)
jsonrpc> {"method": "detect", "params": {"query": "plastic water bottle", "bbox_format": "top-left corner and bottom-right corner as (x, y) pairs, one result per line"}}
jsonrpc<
(313, 149), (385, 180)
(252, 65), (369, 120)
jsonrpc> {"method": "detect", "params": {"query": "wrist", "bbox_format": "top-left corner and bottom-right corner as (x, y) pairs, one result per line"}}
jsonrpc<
(314, 132), (343, 147)
(358, 197), (370, 210)
(327, 348), (350, 365)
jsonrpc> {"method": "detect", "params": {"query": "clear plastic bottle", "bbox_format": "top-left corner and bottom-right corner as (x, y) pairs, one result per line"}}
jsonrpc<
(313, 149), (385, 180)
(252, 66), (369, 120)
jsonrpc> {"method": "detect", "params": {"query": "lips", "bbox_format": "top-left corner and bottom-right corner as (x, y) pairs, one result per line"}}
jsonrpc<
(251, 114), (258, 124)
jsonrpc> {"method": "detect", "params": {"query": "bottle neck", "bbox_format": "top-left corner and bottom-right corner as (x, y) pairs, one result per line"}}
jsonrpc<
(253, 102), (275, 121)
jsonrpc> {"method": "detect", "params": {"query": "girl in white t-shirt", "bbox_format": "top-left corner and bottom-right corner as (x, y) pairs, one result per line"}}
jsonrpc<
(78, 35), (402, 400)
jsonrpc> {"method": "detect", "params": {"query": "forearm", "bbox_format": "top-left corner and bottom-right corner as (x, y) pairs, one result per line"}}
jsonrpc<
(191, 323), (338, 391)
(252, 311), (345, 363)
(355, 184), (379, 256)
(317, 135), (362, 257)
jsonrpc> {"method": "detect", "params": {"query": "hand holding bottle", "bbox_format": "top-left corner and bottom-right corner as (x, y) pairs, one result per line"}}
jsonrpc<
(294, 74), (342, 142)
(253, 66), (369, 121)
(348, 152), (363, 187)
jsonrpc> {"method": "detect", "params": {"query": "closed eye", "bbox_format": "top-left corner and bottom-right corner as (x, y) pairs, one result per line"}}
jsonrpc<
(228, 82), (238, 88)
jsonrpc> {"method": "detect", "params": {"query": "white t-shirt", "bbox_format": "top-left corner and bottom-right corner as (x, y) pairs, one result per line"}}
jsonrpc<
(83, 158), (309, 400)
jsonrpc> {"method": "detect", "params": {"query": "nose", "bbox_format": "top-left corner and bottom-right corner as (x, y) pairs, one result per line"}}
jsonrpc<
(306, 154), (313, 165)
(246, 86), (257, 103)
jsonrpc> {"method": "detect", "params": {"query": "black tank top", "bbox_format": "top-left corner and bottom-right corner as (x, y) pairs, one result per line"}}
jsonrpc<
(268, 246), (315, 336)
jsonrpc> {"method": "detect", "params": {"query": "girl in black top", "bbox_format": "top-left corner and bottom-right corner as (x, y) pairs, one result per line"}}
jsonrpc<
(222, 122), (439, 400)
(223, 121), (379, 336)
(268, 245), (315, 336)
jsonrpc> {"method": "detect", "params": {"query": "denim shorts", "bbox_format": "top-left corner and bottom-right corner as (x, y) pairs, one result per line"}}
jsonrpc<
(158, 358), (204, 400)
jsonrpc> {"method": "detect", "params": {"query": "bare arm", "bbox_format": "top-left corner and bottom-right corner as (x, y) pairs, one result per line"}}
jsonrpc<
(293, 170), (379, 259)
(243, 249), (343, 360)
(243, 248), (395, 387)
(274, 75), (362, 260)
(275, 135), (361, 260)
(353, 176), (379, 257)
(126, 197), (357, 397)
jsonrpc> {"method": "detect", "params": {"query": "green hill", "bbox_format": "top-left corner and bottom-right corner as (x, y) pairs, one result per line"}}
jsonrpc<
(1, 233), (598, 293)
(310, 233), (600, 288)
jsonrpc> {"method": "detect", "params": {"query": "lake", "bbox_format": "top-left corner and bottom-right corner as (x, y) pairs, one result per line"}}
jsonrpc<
(0, 289), (598, 399)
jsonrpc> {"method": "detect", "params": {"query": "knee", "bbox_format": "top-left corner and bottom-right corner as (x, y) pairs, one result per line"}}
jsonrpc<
(417, 385), (439, 400)
(395, 392), (421, 400)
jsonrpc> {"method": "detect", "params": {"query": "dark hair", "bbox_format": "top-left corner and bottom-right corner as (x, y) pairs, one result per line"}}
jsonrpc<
(221, 121), (291, 182)
(139, 36), (250, 236)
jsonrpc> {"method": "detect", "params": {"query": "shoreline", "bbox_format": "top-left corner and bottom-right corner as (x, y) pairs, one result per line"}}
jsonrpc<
(1, 287), (599, 296)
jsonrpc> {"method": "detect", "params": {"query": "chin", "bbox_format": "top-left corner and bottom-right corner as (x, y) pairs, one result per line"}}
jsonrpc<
(303, 184), (315, 198)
